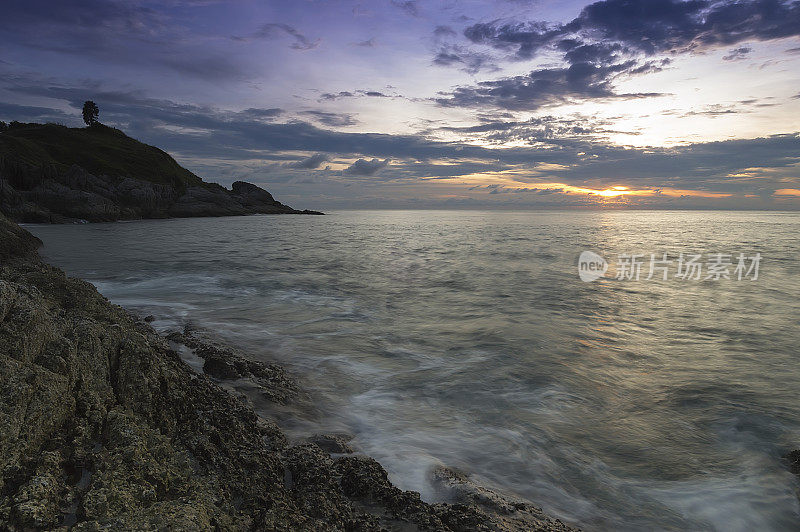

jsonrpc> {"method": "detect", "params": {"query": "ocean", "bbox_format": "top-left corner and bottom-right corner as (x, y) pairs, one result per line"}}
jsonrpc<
(25, 210), (800, 531)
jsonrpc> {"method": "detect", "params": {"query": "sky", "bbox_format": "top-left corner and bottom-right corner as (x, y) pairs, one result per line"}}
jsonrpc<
(1, 0), (800, 209)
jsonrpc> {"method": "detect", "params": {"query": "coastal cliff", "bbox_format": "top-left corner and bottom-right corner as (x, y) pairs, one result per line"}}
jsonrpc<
(0, 123), (322, 223)
(0, 214), (576, 531)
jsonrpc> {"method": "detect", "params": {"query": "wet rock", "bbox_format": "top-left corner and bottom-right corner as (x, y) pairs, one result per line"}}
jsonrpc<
(307, 433), (356, 454)
(783, 449), (800, 475)
(168, 327), (299, 404)
(143, 315), (155, 323)
(430, 465), (579, 531)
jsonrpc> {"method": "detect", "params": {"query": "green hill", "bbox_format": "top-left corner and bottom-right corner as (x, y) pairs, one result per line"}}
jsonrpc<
(0, 122), (321, 222)
(0, 122), (203, 189)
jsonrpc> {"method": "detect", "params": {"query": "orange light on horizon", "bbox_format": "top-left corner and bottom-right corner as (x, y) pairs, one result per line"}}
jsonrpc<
(459, 176), (741, 201)
(774, 188), (800, 196)
(595, 186), (632, 197)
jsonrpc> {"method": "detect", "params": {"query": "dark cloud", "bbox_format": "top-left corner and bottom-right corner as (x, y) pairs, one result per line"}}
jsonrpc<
(433, 45), (499, 73)
(723, 46), (753, 61)
(390, 0), (419, 17)
(0, 0), (164, 48)
(354, 38), (377, 47)
(465, 0), (800, 60)
(0, 102), (73, 123)
(561, 42), (624, 65)
(290, 153), (330, 169)
(447, 0), (800, 109)
(240, 23), (320, 50)
(301, 110), (358, 127)
(434, 25), (457, 38)
(464, 21), (562, 60)
(345, 158), (391, 176)
(320, 90), (390, 101)
(438, 114), (639, 142)
(0, 0), (246, 80)
(241, 108), (284, 119)
(437, 63), (665, 111)
(320, 91), (355, 101)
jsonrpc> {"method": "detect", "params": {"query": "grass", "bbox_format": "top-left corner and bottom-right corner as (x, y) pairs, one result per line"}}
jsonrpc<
(0, 123), (204, 188)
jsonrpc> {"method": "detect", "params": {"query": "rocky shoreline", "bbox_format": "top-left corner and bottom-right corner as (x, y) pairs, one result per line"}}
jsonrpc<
(0, 213), (578, 530)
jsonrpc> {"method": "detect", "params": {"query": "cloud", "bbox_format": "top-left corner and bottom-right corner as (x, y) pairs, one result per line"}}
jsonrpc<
(444, 0), (800, 109)
(0, 0), (248, 80)
(0, 0), (164, 46)
(320, 90), (391, 101)
(354, 37), (377, 47)
(390, 0), (419, 17)
(320, 91), (355, 101)
(300, 110), (358, 127)
(434, 25), (457, 38)
(290, 153), (329, 169)
(433, 45), (499, 73)
(437, 63), (666, 111)
(723, 46), (753, 61)
(438, 114), (639, 141)
(344, 158), (391, 176)
(241, 23), (320, 50)
(241, 108), (284, 119)
(464, 20), (564, 60)
(464, 0), (800, 60)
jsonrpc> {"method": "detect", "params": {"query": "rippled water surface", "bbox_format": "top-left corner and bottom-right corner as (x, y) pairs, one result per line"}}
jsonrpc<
(26, 210), (800, 530)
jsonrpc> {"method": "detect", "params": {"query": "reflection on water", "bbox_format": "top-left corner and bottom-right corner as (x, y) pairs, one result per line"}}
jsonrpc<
(27, 210), (800, 531)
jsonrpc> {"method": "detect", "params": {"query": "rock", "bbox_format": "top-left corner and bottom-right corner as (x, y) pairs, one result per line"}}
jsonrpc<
(307, 433), (356, 454)
(143, 315), (155, 323)
(231, 180), (276, 205)
(430, 465), (579, 531)
(10, 451), (65, 528)
(169, 327), (300, 405)
(0, 211), (42, 259)
(783, 449), (800, 475)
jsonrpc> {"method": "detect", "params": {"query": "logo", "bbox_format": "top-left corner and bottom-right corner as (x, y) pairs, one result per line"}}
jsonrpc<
(578, 251), (608, 282)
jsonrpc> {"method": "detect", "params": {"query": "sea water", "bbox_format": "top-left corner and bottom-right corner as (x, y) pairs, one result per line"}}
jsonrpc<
(26, 210), (800, 531)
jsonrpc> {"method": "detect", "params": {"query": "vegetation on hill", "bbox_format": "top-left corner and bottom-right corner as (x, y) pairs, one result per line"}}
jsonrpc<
(0, 121), (321, 221)
(0, 122), (203, 189)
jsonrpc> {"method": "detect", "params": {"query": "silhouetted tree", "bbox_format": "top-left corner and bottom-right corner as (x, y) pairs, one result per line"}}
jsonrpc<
(0, 121), (7, 133)
(82, 100), (99, 126)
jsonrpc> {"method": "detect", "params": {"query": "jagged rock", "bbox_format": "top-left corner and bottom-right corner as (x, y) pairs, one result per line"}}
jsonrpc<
(231, 180), (276, 205)
(783, 450), (800, 475)
(307, 433), (356, 454)
(167, 327), (299, 405)
(430, 466), (578, 531)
